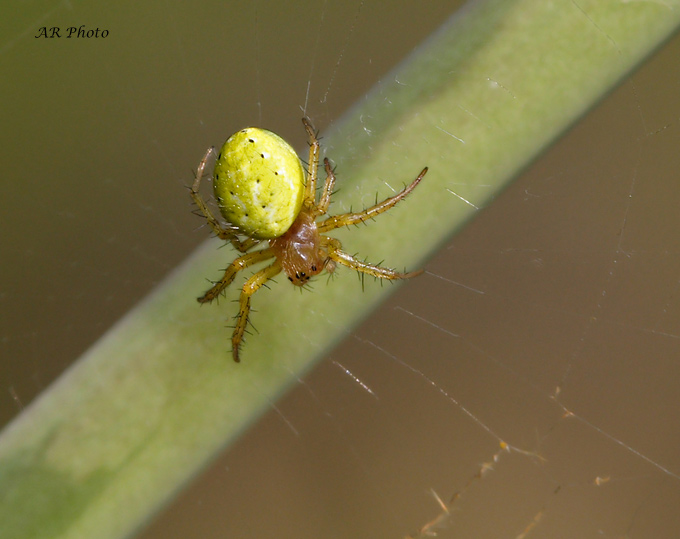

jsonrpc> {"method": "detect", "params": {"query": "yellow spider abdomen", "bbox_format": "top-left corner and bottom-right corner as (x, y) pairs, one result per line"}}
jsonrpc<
(213, 127), (306, 239)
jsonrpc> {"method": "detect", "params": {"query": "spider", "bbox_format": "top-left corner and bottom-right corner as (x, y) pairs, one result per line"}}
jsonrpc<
(191, 118), (427, 362)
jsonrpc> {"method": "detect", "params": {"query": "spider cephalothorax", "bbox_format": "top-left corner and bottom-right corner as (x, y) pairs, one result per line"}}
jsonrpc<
(190, 118), (427, 362)
(270, 210), (326, 285)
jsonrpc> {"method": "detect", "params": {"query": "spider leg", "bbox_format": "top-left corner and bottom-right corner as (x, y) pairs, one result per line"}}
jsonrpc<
(190, 146), (260, 253)
(230, 237), (262, 253)
(312, 158), (336, 217)
(324, 237), (423, 280)
(318, 167), (428, 233)
(198, 248), (276, 303)
(302, 117), (320, 207)
(190, 147), (232, 239)
(232, 260), (283, 362)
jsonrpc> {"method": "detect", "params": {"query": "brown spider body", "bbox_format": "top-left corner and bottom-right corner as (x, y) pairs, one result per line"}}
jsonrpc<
(191, 118), (427, 361)
(270, 210), (326, 286)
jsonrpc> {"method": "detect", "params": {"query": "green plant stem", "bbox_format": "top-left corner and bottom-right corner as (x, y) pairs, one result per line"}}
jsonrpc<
(1, 1), (678, 537)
